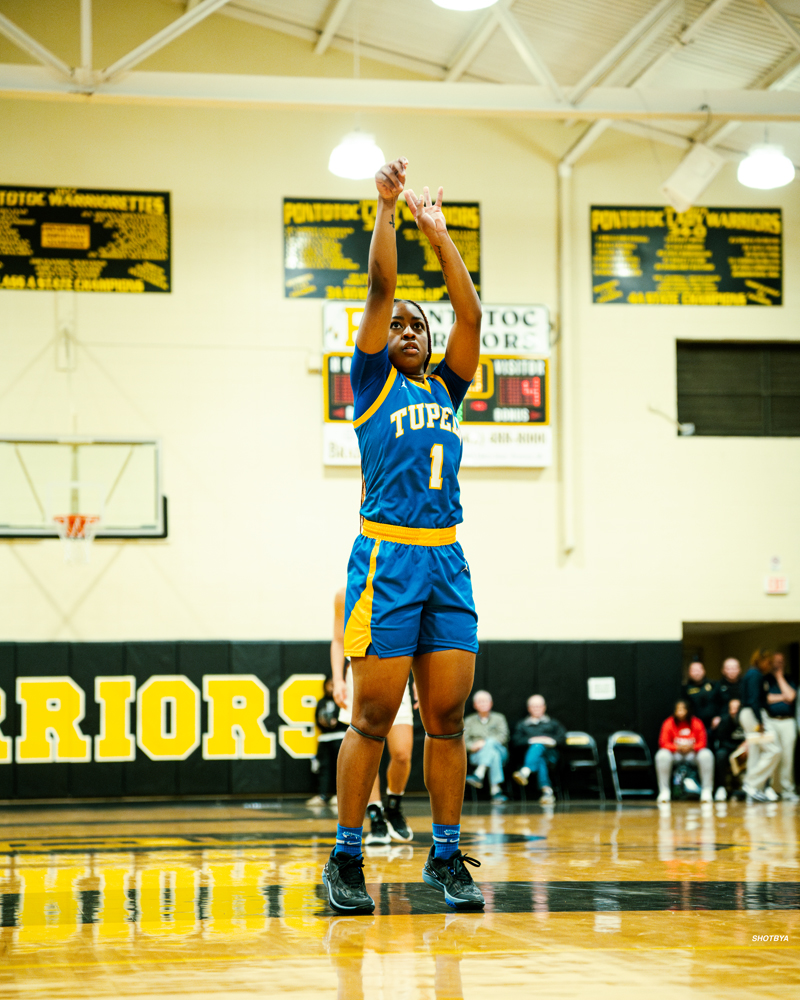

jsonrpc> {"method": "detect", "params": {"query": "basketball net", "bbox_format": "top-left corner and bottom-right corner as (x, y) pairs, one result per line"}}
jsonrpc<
(53, 514), (101, 564)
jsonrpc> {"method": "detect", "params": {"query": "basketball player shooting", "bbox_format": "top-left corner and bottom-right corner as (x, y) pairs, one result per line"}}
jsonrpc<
(321, 157), (483, 914)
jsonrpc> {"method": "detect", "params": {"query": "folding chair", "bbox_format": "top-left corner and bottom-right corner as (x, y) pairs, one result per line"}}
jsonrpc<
(562, 731), (605, 802)
(607, 731), (656, 802)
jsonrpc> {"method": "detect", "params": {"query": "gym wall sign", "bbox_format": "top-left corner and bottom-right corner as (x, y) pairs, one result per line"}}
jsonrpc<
(283, 197), (480, 302)
(0, 673), (326, 763)
(0, 185), (171, 293)
(591, 205), (782, 306)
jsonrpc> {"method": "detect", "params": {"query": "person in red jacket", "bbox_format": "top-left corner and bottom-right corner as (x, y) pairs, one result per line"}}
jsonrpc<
(656, 699), (714, 804)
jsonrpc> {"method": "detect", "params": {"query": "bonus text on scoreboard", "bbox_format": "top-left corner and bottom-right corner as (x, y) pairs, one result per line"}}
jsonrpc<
(0, 673), (327, 763)
(0, 186), (171, 293)
(591, 205), (782, 306)
(283, 197), (480, 301)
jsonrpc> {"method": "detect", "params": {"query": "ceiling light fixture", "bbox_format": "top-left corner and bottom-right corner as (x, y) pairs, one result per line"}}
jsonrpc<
(431, 0), (500, 10)
(328, 131), (386, 180)
(737, 144), (796, 190)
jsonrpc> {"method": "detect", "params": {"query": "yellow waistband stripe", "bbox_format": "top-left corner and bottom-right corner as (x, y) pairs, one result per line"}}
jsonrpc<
(361, 519), (456, 546)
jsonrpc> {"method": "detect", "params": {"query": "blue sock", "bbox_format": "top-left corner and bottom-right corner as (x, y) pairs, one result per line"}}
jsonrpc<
(432, 822), (460, 860)
(336, 824), (363, 858)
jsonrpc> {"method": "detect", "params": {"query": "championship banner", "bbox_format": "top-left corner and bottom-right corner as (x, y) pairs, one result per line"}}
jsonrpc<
(284, 197), (480, 301)
(0, 185), (171, 293)
(322, 302), (552, 468)
(591, 205), (782, 306)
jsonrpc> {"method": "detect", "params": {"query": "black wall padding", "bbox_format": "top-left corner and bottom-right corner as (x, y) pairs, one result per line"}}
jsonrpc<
(0, 639), (681, 800)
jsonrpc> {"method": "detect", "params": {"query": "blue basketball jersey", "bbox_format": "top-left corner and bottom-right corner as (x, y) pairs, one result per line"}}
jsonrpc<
(350, 347), (471, 530)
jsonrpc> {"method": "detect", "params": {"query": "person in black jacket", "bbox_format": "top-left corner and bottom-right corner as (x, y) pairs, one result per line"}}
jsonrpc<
(710, 658), (742, 730)
(511, 695), (566, 805)
(307, 677), (348, 807)
(681, 661), (716, 731)
(712, 697), (746, 801)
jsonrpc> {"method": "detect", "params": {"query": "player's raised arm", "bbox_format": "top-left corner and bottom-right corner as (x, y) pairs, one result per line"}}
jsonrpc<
(405, 185), (481, 381)
(356, 157), (408, 355)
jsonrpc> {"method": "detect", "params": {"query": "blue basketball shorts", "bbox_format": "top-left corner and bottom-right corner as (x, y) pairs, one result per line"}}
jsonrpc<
(343, 530), (479, 660)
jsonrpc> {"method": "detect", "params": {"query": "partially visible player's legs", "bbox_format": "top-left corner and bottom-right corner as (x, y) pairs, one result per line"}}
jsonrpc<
(384, 724), (414, 841)
(323, 653), (411, 914)
(387, 724), (413, 793)
(413, 648), (484, 910)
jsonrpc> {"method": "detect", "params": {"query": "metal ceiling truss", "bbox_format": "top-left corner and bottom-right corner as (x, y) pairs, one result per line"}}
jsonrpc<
(0, 0), (797, 144)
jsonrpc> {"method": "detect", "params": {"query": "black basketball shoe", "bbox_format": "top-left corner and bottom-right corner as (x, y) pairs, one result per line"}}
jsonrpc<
(422, 845), (485, 910)
(364, 803), (391, 845)
(385, 795), (413, 842)
(322, 850), (375, 914)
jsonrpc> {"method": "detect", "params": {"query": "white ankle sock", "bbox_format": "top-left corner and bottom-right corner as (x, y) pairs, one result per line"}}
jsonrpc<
(474, 765), (487, 780)
(490, 783), (501, 795)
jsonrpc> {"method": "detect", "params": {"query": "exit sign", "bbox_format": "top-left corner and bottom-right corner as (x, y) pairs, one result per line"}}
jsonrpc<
(764, 574), (789, 595)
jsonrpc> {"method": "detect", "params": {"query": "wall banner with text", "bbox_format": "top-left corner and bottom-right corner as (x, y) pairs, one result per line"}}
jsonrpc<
(0, 185), (171, 293)
(322, 302), (552, 468)
(591, 205), (782, 306)
(284, 197), (480, 301)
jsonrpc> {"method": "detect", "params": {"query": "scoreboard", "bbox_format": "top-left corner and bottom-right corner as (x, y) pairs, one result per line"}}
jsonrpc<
(322, 303), (552, 468)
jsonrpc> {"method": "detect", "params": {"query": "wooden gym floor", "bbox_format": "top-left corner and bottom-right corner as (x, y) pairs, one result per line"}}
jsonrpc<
(0, 796), (798, 999)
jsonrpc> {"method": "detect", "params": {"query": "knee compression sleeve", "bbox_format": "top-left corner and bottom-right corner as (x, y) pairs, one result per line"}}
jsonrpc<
(349, 724), (386, 744)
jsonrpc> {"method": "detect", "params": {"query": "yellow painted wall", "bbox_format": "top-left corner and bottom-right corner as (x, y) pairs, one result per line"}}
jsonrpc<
(0, 4), (798, 642)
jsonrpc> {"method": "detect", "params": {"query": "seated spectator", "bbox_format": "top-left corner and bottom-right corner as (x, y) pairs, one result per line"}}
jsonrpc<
(464, 690), (510, 803)
(739, 648), (782, 802)
(511, 695), (566, 805)
(712, 697), (746, 801)
(681, 661), (716, 732)
(656, 699), (714, 803)
(710, 658), (742, 730)
(766, 652), (798, 802)
(306, 677), (347, 807)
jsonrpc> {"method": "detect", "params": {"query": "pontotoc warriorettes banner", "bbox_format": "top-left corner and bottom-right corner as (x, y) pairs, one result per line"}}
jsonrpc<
(591, 205), (782, 306)
(0, 186), (171, 292)
(283, 197), (480, 301)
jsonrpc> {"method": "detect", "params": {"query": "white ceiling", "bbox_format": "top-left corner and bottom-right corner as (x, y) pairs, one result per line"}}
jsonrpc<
(1, 0), (800, 163)
(209, 0), (800, 161)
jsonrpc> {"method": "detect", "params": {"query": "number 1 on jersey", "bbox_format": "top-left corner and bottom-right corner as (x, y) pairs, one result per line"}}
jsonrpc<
(429, 444), (444, 490)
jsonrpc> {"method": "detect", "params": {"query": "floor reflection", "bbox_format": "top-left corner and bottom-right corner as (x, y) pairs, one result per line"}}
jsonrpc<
(0, 800), (798, 998)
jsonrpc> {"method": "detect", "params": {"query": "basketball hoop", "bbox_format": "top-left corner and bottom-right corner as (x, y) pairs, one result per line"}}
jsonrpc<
(53, 513), (101, 564)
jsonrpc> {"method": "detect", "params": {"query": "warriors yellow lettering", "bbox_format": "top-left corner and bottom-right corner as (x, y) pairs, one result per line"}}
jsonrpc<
(95, 676), (136, 761)
(138, 864), (197, 937)
(203, 675), (275, 759)
(0, 688), (10, 762)
(277, 674), (325, 758)
(136, 675), (200, 761)
(16, 677), (91, 762)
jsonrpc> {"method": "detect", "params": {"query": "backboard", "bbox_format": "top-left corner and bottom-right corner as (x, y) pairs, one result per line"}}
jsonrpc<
(0, 437), (166, 538)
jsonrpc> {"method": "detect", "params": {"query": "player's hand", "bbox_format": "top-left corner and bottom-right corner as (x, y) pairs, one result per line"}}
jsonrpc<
(375, 158), (408, 201)
(405, 185), (447, 239)
(333, 678), (348, 709)
(412, 681), (419, 710)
